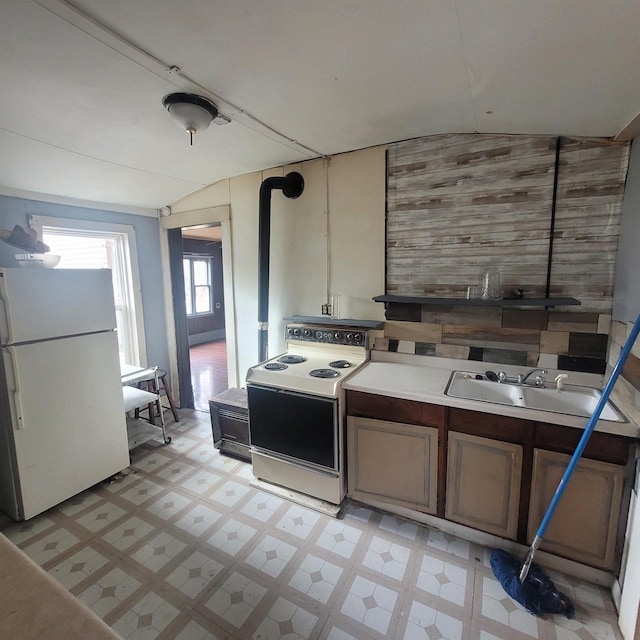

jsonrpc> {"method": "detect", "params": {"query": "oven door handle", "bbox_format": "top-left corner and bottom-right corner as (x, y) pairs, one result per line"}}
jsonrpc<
(251, 447), (339, 478)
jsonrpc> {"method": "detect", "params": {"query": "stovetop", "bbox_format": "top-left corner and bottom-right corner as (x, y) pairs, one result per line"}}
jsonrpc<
(246, 324), (370, 397)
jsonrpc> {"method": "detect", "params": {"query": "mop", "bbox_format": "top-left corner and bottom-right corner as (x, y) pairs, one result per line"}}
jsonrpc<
(491, 313), (640, 617)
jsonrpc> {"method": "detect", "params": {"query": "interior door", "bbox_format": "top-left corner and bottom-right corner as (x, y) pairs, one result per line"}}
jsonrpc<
(3, 330), (129, 519)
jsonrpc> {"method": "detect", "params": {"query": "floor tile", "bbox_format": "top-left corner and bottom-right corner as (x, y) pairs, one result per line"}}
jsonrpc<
(362, 535), (411, 581)
(112, 590), (180, 639)
(240, 491), (284, 523)
(179, 468), (223, 496)
(209, 480), (251, 509)
(425, 529), (472, 561)
(78, 567), (142, 618)
(289, 554), (343, 604)
(340, 575), (399, 635)
(154, 459), (198, 484)
(2, 514), (56, 545)
(173, 619), (225, 640)
(276, 505), (322, 540)
(204, 571), (267, 628)
(145, 491), (193, 520)
(120, 478), (165, 506)
(174, 504), (223, 537)
(102, 515), (156, 551)
(207, 518), (257, 557)
(252, 596), (319, 640)
(478, 574), (540, 638)
(244, 534), (297, 578)
(403, 600), (466, 640)
(57, 490), (103, 516)
(131, 530), (188, 572)
(77, 501), (127, 533)
(378, 514), (420, 540)
(22, 527), (79, 565)
(416, 552), (469, 607)
(48, 545), (109, 589)
(166, 550), (225, 599)
(316, 519), (363, 559)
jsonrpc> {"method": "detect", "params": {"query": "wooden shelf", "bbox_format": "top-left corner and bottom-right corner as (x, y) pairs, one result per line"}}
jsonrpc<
(373, 295), (581, 308)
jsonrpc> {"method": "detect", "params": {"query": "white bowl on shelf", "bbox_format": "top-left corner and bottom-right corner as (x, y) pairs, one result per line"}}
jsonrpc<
(15, 253), (61, 268)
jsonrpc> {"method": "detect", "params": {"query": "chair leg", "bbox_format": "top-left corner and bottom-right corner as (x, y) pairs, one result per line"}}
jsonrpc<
(160, 374), (180, 422)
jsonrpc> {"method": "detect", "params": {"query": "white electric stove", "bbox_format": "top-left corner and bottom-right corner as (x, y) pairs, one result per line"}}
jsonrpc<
(246, 323), (370, 505)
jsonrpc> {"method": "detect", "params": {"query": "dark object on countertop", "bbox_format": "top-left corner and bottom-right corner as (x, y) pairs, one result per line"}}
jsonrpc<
(0, 225), (50, 253)
(484, 370), (499, 382)
(475, 374), (483, 380)
(490, 550), (574, 618)
(503, 288), (525, 299)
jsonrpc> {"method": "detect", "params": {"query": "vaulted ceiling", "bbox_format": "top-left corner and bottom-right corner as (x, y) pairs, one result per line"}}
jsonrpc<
(2, 0), (640, 211)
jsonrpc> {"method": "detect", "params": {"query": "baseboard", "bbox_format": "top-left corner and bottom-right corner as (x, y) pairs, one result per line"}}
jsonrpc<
(188, 329), (225, 346)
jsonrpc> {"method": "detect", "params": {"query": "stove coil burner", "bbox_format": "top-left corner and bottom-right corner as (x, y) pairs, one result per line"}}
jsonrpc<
(309, 368), (340, 378)
(264, 362), (287, 371)
(329, 360), (351, 369)
(278, 355), (308, 365)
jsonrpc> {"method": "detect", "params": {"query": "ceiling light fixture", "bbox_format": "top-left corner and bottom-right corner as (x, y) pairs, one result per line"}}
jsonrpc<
(162, 92), (220, 145)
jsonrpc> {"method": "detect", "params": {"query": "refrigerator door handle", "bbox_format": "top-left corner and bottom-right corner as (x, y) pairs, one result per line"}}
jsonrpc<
(0, 278), (13, 345)
(5, 346), (24, 429)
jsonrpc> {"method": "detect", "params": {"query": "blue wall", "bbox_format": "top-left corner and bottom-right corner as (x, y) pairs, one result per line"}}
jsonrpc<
(0, 196), (170, 371)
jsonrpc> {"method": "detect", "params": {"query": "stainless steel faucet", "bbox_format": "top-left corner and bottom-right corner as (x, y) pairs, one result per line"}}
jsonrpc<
(497, 368), (547, 386)
(518, 368), (548, 387)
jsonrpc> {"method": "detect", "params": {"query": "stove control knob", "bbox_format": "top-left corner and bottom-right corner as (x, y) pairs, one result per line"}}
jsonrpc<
(287, 327), (294, 336)
(293, 328), (300, 337)
(303, 329), (312, 338)
(315, 330), (323, 339)
(353, 333), (362, 343)
(334, 331), (343, 341)
(346, 332), (354, 341)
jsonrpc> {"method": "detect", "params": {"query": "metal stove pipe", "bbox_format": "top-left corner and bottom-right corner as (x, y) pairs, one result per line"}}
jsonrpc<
(258, 171), (304, 362)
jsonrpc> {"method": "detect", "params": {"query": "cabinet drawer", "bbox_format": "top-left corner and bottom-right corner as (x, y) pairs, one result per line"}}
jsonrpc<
(448, 408), (531, 443)
(346, 391), (445, 427)
(535, 423), (630, 465)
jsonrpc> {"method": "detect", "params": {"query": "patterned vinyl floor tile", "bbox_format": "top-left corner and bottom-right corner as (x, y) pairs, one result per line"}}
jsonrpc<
(0, 409), (625, 640)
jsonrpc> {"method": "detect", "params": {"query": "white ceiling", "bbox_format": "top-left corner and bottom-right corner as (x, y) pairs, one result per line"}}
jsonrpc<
(2, 0), (640, 211)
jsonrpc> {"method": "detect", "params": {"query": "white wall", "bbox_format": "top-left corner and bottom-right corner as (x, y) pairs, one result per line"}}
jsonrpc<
(167, 145), (386, 387)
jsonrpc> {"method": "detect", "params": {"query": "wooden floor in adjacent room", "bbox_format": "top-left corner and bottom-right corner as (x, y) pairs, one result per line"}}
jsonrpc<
(189, 340), (228, 412)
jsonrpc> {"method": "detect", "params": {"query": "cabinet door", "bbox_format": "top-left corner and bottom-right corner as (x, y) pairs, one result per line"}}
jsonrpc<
(347, 416), (438, 514)
(446, 431), (522, 540)
(528, 449), (624, 570)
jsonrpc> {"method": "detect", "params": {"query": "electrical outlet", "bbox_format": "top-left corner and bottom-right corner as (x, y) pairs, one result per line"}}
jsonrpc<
(321, 304), (332, 316)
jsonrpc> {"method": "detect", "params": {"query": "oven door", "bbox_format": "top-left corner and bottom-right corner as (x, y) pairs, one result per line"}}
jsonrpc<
(247, 384), (339, 472)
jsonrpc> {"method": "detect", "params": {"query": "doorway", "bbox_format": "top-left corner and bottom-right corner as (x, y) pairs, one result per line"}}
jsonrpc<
(170, 224), (229, 411)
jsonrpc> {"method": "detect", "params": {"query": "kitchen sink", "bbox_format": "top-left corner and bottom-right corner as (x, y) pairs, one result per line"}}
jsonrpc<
(445, 371), (626, 422)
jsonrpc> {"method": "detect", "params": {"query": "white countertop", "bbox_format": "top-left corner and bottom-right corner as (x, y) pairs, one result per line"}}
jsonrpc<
(343, 353), (640, 439)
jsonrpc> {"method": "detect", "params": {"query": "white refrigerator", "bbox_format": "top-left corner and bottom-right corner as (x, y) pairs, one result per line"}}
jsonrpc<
(0, 268), (130, 520)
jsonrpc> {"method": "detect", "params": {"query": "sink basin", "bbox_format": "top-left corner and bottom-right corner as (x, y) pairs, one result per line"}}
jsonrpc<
(445, 371), (626, 423)
(444, 374), (525, 406)
(519, 385), (625, 422)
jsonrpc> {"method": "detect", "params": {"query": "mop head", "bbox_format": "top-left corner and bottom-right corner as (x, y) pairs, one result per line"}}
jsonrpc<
(490, 549), (575, 618)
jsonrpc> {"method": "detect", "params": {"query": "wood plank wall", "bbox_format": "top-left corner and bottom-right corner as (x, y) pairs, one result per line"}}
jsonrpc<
(387, 134), (629, 311)
(382, 134), (631, 375)
(550, 139), (630, 313)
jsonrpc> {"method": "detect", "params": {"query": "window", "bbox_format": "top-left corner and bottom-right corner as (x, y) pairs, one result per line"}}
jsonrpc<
(29, 215), (146, 366)
(183, 255), (213, 316)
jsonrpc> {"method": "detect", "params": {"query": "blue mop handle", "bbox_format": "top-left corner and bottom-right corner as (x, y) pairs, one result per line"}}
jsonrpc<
(534, 313), (640, 540)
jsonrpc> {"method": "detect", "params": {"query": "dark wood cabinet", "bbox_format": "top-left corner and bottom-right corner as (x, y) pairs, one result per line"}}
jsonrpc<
(346, 390), (635, 570)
